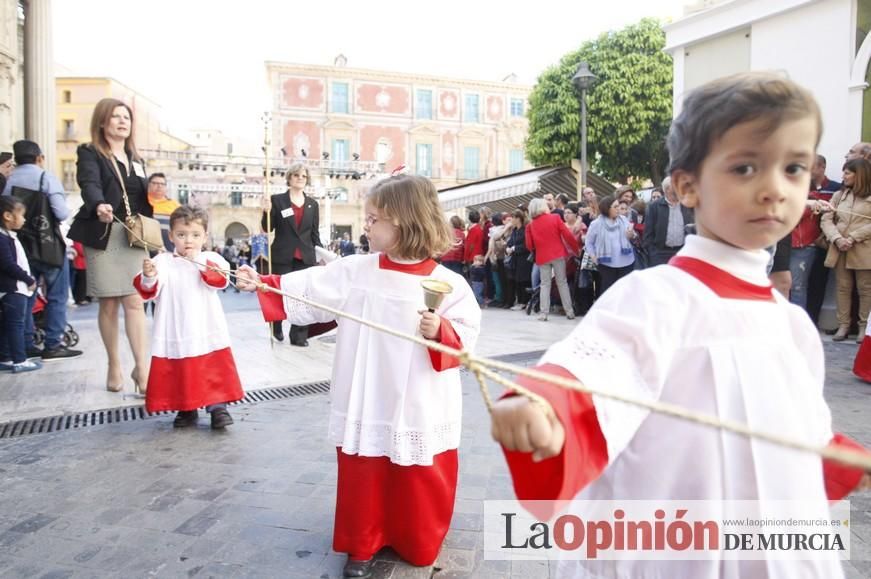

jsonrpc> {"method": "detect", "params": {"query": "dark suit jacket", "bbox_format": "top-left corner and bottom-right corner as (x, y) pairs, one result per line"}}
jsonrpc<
(261, 192), (321, 266)
(642, 197), (695, 253)
(0, 231), (35, 293)
(68, 144), (152, 250)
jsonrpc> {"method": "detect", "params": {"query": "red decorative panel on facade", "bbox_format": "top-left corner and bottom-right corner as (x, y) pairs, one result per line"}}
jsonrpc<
(282, 77), (325, 109)
(439, 90), (459, 119)
(356, 84), (410, 115)
(360, 125), (406, 170)
(442, 132), (456, 176)
(283, 120), (321, 158)
(486, 96), (503, 123)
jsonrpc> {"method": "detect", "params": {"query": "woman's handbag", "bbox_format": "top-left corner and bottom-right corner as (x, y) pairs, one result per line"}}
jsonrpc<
(110, 158), (164, 251)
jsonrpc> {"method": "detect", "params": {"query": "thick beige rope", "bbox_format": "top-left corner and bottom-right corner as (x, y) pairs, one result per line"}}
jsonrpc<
(116, 218), (871, 472)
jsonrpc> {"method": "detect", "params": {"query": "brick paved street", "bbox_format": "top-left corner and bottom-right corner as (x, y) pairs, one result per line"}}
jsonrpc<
(1, 317), (871, 577)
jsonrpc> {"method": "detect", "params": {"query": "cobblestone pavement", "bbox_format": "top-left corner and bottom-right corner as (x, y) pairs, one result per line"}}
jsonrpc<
(1, 340), (871, 578)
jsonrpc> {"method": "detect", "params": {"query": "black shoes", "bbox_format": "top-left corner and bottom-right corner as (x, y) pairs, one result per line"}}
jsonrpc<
(41, 346), (83, 361)
(173, 409), (233, 429)
(343, 558), (374, 578)
(173, 410), (199, 428)
(272, 326), (284, 342)
(290, 338), (309, 347)
(26, 346), (43, 360)
(210, 408), (234, 429)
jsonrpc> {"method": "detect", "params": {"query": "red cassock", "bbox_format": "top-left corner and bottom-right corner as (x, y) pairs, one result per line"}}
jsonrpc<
(853, 330), (871, 382)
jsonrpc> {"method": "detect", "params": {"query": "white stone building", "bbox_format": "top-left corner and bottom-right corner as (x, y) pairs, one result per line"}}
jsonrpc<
(665, 0), (871, 177)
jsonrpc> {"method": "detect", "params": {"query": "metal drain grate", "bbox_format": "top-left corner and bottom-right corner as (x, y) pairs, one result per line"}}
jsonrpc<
(0, 381), (331, 441)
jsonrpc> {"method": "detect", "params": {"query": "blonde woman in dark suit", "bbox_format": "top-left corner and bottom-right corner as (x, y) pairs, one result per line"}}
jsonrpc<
(261, 163), (322, 346)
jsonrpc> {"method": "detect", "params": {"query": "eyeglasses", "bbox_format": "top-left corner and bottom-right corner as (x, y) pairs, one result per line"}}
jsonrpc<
(149, 182), (167, 188)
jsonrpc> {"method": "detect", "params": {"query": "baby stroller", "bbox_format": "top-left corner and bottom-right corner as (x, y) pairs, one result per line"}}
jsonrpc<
(32, 290), (79, 348)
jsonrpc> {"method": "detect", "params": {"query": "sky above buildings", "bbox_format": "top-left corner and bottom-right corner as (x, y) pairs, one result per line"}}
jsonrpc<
(53, 0), (689, 144)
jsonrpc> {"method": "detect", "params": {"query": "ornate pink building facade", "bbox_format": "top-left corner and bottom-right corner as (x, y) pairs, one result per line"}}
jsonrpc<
(267, 58), (532, 187)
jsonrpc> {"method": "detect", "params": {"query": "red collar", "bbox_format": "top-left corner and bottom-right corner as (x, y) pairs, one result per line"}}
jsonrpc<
(378, 254), (438, 275)
(669, 256), (775, 302)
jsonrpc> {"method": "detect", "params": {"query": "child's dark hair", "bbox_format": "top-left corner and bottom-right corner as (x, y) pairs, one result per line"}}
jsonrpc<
(0, 195), (24, 226)
(169, 205), (208, 231)
(667, 72), (822, 175)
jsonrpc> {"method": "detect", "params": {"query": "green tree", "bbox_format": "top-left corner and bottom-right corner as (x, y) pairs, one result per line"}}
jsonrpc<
(526, 18), (673, 185)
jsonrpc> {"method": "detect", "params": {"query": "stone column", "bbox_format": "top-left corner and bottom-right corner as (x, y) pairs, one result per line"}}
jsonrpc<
(24, 0), (55, 168)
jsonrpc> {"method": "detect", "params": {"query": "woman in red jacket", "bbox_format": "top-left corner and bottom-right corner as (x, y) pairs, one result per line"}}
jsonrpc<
(441, 215), (466, 276)
(526, 198), (579, 321)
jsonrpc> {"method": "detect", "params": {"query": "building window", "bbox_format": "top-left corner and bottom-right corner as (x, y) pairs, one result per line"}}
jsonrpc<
(331, 82), (349, 113)
(463, 146), (480, 180)
(230, 187), (242, 207)
(330, 187), (348, 202)
(416, 144), (432, 177)
(416, 90), (433, 120)
(62, 90), (71, 104)
(63, 119), (75, 140)
(510, 98), (525, 117)
(509, 149), (524, 173)
(178, 185), (189, 206)
(62, 160), (75, 190)
(375, 140), (391, 164)
(464, 94), (479, 123)
(332, 139), (350, 162)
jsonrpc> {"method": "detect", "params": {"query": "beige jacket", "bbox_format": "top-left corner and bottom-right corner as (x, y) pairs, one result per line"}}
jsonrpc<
(821, 189), (871, 269)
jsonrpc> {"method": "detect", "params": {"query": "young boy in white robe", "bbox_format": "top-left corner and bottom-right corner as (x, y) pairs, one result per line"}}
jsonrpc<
(490, 72), (871, 578)
(134, 206), (244, 429)
(237, 175), (481, 578)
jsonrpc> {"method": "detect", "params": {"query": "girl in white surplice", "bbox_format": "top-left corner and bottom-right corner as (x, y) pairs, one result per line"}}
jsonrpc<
(237, 175), (481, 578)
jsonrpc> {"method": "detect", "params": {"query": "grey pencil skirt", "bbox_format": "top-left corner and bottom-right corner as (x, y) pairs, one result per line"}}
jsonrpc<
(84, 223), (144, 298)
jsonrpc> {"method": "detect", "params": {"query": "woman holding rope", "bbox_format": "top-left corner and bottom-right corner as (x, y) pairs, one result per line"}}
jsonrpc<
(237, 174), (480, 578)
(490, 73), (871, 578)
(68, 98), (152, 394)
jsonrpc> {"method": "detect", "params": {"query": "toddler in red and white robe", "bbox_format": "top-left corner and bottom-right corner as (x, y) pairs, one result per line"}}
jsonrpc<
(134, 206), (244, 429)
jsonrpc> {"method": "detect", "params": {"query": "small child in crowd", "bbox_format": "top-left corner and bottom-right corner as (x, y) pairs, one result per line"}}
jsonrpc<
(0, 196), (40, 373)
(490, 72), (871, 578)
(469, 254), (486, 305)
(237, 174), (481, 578)
(134, 206), (244, 429)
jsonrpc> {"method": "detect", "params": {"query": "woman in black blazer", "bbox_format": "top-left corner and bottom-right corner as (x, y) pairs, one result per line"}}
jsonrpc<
(68, 98), (153, 394)
(261, 163), (322, 346)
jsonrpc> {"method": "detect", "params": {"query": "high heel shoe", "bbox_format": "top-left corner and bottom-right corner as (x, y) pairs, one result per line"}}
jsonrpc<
(131, 370), (147, 395)
(106, 368), (124, 392)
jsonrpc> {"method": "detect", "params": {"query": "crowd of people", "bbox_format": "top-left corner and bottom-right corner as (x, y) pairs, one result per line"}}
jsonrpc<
(431, 182), (692, 321)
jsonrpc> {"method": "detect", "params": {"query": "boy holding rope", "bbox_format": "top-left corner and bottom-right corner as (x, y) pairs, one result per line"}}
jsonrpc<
(134, 206), (244, 429)
(490, 73), (870, 578)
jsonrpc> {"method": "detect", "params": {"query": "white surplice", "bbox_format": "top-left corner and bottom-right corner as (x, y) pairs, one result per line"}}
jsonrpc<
(277, 253), (481, 466)
(138, 251), (233, 358)
(534, 236), (844, 579)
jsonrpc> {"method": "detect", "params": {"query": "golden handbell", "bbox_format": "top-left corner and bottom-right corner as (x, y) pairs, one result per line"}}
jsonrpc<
(421, 279), (453, 312)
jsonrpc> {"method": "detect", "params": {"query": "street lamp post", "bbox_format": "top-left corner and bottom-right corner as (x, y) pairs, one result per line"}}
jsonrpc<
(572, 62), (597, 200)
